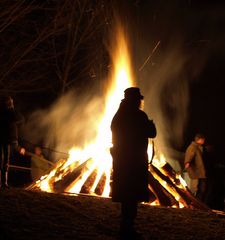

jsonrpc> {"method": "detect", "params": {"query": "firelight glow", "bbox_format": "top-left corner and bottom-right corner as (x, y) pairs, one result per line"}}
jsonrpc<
(31, 25), (189, 208)
(34, 25), (134, 197)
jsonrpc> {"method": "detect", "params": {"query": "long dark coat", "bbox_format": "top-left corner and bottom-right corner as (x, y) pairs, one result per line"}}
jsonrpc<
(0, 107), (23, 144)
(110, 100), (156, 202)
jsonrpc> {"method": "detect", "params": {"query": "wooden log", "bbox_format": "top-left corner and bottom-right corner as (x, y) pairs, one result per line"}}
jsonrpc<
(148, 169), (177, 207)
(150, 164), (210, 210)
(53, 158), (93, 193)
(150, 164), (191, 207)
(26, 159), (66, 190)
(95, 173), (106, 196)
(161, 162), (180, 185)
(148, 186), (157, 204)
(175, 187), (210, 210)
(80, 169), (98, 194)
(150, 164), (177, 187)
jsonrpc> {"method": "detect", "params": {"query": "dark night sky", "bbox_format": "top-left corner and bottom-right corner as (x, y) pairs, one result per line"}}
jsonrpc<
(117, 0), (225, 149)
(1, 0), (225, 152)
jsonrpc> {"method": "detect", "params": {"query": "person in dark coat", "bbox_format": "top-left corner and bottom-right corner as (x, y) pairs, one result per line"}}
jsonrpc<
(110, 87), (157, 238)
(0, 96), (23, 188)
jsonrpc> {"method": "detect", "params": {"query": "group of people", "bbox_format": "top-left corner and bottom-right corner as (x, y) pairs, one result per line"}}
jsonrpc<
(1, 88), (224, 239)
(0, 95), (53, 189)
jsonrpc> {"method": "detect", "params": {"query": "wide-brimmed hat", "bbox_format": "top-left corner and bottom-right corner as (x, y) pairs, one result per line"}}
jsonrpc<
(124, 87), (144, 100)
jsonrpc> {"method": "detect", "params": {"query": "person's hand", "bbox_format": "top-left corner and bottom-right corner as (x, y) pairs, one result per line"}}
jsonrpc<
(185, 162), (190, 169)
(19, 147), (26, 155)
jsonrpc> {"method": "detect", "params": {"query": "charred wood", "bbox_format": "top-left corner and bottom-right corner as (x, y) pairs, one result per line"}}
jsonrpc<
(148, 186), (157, 203)
(151, 163), (210, 210)
(175, 187), (210, 210)
(53, 159), (92, 193)
(161, 162), (181, 185)
(95, 173), (106, 196)
(148, 170), (177, 207)
(150, 164), (176, 187)
(80, 169), (98, 194)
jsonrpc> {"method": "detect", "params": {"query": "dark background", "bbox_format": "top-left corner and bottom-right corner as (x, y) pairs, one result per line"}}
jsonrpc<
(118, 0), (225, 150)
(0, 0), (225, 152)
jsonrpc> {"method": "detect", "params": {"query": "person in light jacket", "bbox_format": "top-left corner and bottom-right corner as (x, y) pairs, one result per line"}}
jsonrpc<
(21, 146), (54, 182)
(184, 133), (207, 201)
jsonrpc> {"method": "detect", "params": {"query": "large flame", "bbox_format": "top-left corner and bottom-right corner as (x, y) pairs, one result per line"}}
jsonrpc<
(34, 25), (134, 197)
(31, 25), (190, 208)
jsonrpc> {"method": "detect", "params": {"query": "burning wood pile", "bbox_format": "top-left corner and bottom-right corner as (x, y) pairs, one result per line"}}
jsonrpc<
(27, 25), (209, 211)
(27, 151), (208, 210)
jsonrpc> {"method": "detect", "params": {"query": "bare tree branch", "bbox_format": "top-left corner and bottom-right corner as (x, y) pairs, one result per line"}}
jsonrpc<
(0, 0), (112, 97)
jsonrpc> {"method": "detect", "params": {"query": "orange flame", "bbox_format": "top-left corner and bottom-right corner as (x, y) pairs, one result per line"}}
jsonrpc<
(31, 25), (189, 208)
(34, 25), (134, 197)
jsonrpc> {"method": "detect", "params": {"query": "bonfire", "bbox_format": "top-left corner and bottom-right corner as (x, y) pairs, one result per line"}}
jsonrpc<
(27, 24), (208, 211)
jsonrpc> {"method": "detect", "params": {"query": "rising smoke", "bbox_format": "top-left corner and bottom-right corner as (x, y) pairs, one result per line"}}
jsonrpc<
(22, 88), (106, 161)
(136, 40), (209, 171)
(22, 7), (211, 169)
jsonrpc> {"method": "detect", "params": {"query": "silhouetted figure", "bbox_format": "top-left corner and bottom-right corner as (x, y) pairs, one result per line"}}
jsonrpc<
(184, 133), (207, 202)
(0, 96), (23, 189)
(110, 87), (156, 238)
